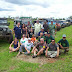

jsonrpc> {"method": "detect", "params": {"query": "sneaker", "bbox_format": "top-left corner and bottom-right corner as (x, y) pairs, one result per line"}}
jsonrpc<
(32, 55), (37, 58)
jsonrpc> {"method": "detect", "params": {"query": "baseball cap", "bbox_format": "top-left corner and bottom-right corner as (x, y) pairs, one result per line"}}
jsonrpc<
(41, 27), (44, 29)
(28, 38), (31, 40)
(44, 32), (47, 34)
(62, 34), (66, 37)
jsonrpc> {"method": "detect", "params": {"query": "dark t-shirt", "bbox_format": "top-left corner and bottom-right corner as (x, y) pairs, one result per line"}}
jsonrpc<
(28, 31), (34, 38)
(58, 39), (69, 47)
(38, 36), (46, 41)
(45, 36), (54, 44)
(14, 26), (21, 35)
(36, 42), (47, 51)
(43, 24), (49, 32)
(22, 28), (26, 34)
(48, 43), (59, 51)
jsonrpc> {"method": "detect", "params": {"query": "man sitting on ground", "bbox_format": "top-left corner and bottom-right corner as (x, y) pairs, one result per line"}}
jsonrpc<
(57, 34), (69, 54)
(17, 38), (34, 56)
(32, 38), (47, 58)
(45, 39), (59, 58)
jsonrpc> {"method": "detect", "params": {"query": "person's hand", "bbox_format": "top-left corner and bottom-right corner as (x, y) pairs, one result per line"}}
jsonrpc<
(60, 45), (63, 49)
(27, 50), (30, 54)
(26, 27), (27, 29)
(56, 54), (59, 57)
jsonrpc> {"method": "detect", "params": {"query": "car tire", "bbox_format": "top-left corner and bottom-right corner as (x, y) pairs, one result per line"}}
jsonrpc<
(8, 34), (13, 44)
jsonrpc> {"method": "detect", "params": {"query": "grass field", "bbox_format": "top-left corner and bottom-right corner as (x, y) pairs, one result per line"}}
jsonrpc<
(0, 20), (72, 72)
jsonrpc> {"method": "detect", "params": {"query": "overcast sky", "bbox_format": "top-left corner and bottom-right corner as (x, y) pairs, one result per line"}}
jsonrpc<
(0, 0), (72, 18)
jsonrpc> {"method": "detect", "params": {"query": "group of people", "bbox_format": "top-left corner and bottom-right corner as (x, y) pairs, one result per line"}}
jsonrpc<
(9, 20), (69, 58)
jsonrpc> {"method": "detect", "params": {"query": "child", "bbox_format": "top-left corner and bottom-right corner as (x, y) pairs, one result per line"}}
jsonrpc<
(31, 34), (36, 43)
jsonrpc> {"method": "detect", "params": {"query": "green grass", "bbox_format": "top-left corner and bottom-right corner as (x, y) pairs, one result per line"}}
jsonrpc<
(0, 21), (72, 72)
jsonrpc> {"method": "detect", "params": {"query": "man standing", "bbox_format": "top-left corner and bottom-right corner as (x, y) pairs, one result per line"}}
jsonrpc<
(34, 20), (41, 37)
(45, 39), (59, 58)
(32, 38), (47, 58)
(43, 21), (49, 32)
(48, 20), (57, 38)
(38, 27), (45, 36)
(14, 22), (21, 40)
(57, 34), (69, 53)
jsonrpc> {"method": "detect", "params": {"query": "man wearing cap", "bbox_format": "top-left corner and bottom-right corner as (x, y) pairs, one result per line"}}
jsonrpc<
(32, 38), (47, 58)
(57, 34), (69, 53)
(48, 20), (57, 38)
(17, 38), (34, 56)
(14, 22), (21, 40)
(45, 39), (59, 58)
(43, 21), (49, 32)
(45, 32), (54, 45)
(38, 27), (45, 36)
(34, 20), (42, 37)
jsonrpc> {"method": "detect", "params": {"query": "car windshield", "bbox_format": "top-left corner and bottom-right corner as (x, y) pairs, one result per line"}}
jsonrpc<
(0, 20), (7, 23)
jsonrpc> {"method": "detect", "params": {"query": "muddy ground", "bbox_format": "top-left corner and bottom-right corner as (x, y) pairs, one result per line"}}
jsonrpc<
(16, 54), (65, 66)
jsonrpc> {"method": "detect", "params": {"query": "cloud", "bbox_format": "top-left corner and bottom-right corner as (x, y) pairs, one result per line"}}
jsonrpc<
(3, 0), (50, 8)
(0, 8), (14, 11)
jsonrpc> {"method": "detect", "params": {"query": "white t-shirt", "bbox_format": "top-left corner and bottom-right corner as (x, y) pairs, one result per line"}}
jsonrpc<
(20, 38), (28, 45)
(25, 41), (34, 50)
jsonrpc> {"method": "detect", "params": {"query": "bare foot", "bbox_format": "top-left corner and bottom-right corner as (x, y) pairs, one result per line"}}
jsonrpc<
(17, 52), (21, 57)
(9, 51), (12, 53)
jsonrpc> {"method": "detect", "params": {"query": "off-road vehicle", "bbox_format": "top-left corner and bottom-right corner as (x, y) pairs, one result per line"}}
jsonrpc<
(0, 18), (13, 43)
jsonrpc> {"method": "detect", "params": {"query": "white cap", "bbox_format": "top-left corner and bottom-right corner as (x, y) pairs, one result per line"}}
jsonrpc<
(28, 38), (31, 40)
(62, 34), (66, 37)
(44, 32), (47, 34)
(41, 27), (44, 29)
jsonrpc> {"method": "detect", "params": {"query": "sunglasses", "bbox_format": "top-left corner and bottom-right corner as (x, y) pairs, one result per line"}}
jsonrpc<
(63, 37), (66, 38)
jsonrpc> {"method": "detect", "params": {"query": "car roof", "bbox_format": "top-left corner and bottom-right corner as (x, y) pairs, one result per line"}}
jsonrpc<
(0, 18), (7, 20)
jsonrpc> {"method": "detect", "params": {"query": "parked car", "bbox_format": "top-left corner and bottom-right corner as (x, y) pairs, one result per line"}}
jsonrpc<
(0, 18), (13, 43)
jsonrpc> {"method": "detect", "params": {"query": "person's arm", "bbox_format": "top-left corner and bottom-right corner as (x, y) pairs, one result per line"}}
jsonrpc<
(25, 47), (30, 53)
(15, 42), (20, 51)
(56, 47), (59, 57)
(57, 39), (61, 45)
(26, 27), (27, 37)
(13, 27), (15, 36)
(25, 43), (30, 53)
(45, 47), (49, 57)
(10, 41), (14, 47)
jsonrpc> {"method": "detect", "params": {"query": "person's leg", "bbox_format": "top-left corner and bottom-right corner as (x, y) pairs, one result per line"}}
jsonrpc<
(64, 48), (69, 53)
(9, 47), (13, 51)
(50, 51), (57, 58)
(17, 45), (25, 57)
(37, 48), (44, 56)
(9, 47), (14, 53)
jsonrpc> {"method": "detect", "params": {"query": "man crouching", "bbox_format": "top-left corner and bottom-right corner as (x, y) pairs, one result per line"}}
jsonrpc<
(45, 39), (59, 58)
(32, 38), (47, 58)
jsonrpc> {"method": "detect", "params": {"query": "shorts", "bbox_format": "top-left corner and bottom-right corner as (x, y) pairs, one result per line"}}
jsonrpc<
(15, 34), (21, 39)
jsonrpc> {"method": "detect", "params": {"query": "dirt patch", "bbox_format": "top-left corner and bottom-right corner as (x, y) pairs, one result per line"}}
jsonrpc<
(16, 54), (65, 66)
(9, 66), (15, 70)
